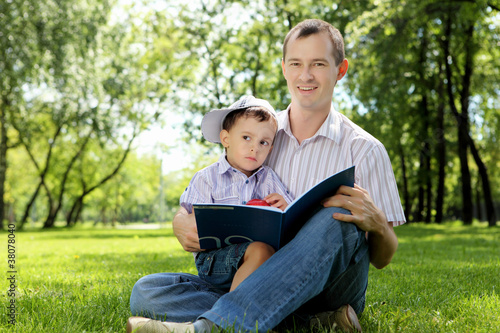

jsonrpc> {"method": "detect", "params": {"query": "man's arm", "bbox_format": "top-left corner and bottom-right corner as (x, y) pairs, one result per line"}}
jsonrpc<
(320, 184), (398, 269)
(172, 207), (203, 252)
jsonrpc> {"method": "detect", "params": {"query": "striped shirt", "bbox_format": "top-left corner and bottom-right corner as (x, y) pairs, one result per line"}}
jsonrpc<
(265, 104), (406, 226)
(180, 154), (294, 214)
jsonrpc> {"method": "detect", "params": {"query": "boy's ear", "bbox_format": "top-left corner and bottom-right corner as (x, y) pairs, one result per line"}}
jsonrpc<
(220, 130), (230, 148)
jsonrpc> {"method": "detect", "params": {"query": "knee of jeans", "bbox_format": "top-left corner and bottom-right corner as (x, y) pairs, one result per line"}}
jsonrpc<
(129, 274), (160, 314)
(129, 284), (142, 315)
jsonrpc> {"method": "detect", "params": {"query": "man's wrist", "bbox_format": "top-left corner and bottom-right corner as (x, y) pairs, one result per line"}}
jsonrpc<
(369, 210), (389, 237)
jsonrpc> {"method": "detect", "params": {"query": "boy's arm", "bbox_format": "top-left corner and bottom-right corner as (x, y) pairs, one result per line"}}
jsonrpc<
(173, 207), (203, 252)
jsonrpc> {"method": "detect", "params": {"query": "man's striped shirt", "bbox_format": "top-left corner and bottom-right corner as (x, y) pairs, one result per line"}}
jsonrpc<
(265, 105), (406, 226)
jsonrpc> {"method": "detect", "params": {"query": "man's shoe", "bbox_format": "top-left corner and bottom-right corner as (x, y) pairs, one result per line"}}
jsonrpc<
(126, 316), (195, 333)
(309, 304), (362, 332)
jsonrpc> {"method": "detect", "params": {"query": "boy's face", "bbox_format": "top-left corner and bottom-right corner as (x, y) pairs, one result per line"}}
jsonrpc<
(220, 115), (276, 177)
(282, 31), (347, 113)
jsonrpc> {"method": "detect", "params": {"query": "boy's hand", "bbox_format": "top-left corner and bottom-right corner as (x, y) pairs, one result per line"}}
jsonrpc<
(264, 193), (288, 211)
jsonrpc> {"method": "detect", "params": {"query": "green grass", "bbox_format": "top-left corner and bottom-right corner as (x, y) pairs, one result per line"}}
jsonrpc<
(1, 222), (499, 332)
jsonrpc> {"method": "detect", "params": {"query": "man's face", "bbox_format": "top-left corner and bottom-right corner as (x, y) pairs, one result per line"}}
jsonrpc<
(282, 31), (347, 113)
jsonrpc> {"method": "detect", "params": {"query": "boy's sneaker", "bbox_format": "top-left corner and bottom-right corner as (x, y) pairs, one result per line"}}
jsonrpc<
(309, 304), (362, 332)
(126, 317), (195, 333)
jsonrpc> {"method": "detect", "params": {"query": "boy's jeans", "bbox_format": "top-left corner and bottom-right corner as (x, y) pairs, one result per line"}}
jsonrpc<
(130, 207), (370, 331)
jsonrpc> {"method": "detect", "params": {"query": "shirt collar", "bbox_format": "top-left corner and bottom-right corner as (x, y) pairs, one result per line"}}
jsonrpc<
(276, 102), (341, 144)
(217, 153), (265, 178)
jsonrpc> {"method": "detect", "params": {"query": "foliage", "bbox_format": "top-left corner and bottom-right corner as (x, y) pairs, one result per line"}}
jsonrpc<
(1, 222), (498, 331)
(1, 0), (499, 227)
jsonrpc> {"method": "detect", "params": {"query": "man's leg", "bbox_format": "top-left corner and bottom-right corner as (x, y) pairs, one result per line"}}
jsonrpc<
(201, 207), (369, 332)
(130, 273), (226, 322)
(283, 242), (369, 330)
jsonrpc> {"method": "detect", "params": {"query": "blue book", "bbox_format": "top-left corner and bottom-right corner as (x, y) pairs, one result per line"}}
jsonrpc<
(194, 166), (355, 250)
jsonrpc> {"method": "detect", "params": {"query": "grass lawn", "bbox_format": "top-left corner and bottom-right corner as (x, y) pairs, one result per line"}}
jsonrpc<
(1, 221), (499, 332)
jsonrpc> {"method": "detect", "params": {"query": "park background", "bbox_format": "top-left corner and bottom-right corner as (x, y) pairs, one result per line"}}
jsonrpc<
(1, 0), (499, 332)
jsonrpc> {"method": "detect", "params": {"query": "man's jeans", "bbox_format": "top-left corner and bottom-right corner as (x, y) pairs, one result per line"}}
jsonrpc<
(130, 207), (370, 331)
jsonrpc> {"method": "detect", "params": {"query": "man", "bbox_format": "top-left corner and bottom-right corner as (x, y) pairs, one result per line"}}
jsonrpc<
(127, 19), (405, 333)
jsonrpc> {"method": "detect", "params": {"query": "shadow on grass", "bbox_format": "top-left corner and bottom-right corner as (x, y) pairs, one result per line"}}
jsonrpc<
(15, 227), (175, 240)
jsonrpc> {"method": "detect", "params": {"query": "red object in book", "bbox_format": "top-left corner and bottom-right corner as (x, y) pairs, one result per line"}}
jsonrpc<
(246, 199), (270, 206)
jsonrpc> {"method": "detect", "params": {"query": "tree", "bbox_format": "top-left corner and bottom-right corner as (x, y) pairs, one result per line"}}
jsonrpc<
(345, 0), (498, 225)
(8, 0), (168, 229)
(0, 0), (48, 229)
(438, 1), (498, 226)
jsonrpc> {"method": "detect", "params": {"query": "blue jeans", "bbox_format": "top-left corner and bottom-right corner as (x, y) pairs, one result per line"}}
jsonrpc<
(196, 242), (251, 290)
(130, 207), (370, 331)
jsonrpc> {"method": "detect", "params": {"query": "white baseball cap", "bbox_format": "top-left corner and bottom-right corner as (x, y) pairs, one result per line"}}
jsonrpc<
(201, 95), (277, 143)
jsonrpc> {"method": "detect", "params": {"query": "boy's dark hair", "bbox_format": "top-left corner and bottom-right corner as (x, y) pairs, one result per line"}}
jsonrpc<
(282, 19), (345, 66)
(222, 106), (278, 133)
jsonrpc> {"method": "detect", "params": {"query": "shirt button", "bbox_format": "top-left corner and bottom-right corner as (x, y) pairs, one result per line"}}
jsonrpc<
(245, 180), (249, 184)
(242, 201), (247, 204)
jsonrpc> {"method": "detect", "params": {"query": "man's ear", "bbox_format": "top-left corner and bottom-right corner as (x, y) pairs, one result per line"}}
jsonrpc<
(220, 130), (230, 148)
(337, 59), (349, 80)
(281, 58), (286, 77)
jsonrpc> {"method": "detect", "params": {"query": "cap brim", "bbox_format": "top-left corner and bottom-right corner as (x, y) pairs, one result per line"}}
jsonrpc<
(201, 108), (235, 143)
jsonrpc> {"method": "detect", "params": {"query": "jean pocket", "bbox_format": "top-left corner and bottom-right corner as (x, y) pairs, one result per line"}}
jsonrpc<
(195, 250), (236, 289)
(195, 252), (215, 276)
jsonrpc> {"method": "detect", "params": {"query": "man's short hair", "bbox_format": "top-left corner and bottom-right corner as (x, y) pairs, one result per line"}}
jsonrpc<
(282, 19), (345, 66)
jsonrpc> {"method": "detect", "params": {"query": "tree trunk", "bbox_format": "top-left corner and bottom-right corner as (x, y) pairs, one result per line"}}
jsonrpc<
(422, 95), (432, 223)
(43, 207), (58, 229)
(435, 75), (446, 223)
(19, 181), (43, 229)
(475, 180), (482, 221)
(442, 10), (473, 224)
(66, 131), (137, 225)
(459, 24), (496, 227)
(399, 146), (410, 222)
(0, 104), (8, 230)
(417, 31), (432, 223)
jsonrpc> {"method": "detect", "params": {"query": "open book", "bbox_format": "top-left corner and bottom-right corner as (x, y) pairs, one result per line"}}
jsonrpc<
(194, 166), (355, 250)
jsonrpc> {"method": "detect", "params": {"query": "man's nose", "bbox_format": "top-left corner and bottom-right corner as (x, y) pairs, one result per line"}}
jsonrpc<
(300, 66), (313, 81)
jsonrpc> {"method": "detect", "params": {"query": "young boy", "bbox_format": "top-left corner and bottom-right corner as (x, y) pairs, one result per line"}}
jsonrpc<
(180, 95), (294, 292)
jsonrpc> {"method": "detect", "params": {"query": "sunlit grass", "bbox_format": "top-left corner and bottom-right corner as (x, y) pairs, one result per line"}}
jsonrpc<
(1, 221), (498, 332)
(364, 222), (499, 332)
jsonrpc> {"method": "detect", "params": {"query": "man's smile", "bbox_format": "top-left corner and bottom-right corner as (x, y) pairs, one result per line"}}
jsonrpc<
(298, 86), (317, 91)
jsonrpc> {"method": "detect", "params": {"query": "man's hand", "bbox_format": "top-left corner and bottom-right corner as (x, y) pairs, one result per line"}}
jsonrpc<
(321, 184), (386, 233)
(321, 184), (398, 269)
(173, 207), (203, 252)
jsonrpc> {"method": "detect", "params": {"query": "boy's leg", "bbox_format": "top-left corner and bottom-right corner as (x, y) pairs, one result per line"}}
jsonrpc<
(129, 243), (252, 321)
(196, 243), (251, 291)
(201, 207), (370, 332)
(129, 272), (226, 322)
(230, 241), (275, 291)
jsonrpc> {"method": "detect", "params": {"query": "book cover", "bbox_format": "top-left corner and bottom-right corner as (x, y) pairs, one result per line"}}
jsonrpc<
(194, 166), (355, 250)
